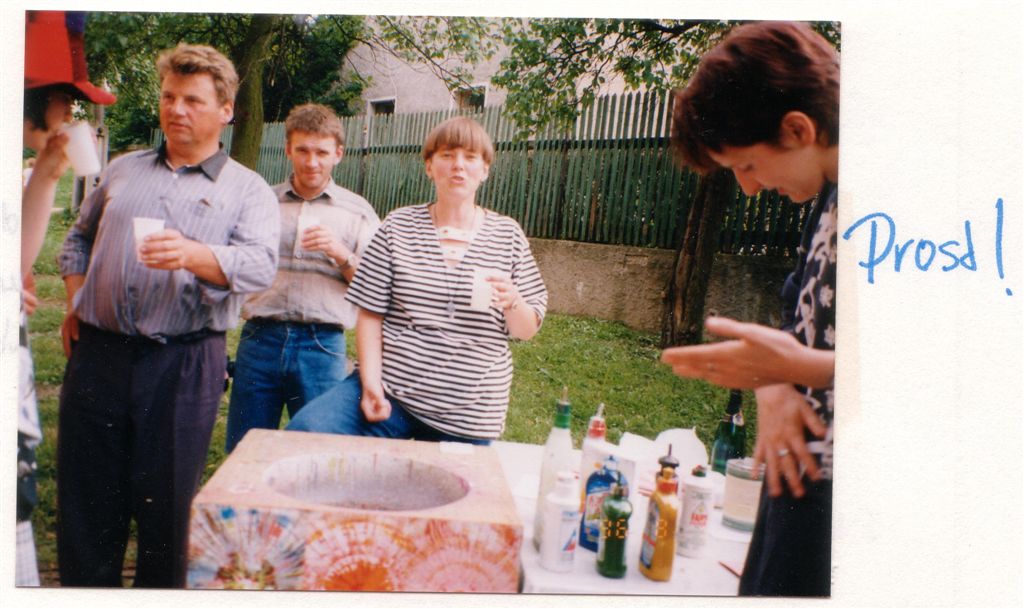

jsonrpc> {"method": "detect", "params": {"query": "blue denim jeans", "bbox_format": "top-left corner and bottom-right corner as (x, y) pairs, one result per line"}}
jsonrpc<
(285, 373), (491, 446)
(226, 319), (346, 452)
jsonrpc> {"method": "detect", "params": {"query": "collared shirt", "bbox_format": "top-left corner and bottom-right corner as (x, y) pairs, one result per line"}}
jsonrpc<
(59, 144), (279, 340)
(242, 177), (381, 328)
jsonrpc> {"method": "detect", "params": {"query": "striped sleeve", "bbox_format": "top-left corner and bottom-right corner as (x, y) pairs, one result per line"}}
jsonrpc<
(345, 216), (394, 314)
(511, 222), (548, 324)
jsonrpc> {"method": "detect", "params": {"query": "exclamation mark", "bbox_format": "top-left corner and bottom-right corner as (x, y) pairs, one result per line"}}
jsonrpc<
(995, 198), (1012, 296)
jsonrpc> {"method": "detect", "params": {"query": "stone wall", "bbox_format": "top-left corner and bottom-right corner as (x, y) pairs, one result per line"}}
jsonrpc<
(528, 238), (794, 335)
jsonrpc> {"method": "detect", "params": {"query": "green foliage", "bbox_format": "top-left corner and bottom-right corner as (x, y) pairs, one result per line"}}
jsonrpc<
(86, 13), (221, 150)
(83, 13), (366, 152)
(504, 314), (755, 448)
(262, 15), (368, 120)
(373, 17), (839, 136)
(492, 19), (727, 134)
(371, 15), (503, 87)
(31, 173), (75, 277)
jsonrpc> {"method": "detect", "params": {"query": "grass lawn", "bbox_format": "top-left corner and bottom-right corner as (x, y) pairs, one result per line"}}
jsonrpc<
(24, 173), (757, 586)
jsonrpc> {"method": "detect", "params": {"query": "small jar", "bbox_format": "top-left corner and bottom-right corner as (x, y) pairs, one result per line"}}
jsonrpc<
(722, 458), (765, 531)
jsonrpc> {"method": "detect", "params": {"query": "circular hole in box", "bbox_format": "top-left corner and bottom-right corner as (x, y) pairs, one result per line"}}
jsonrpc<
(263, 452), (469, 511)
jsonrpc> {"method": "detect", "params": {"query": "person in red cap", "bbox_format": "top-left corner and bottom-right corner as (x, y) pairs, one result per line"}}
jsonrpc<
(19, 10), (116, 587)
(22, 10), (116, 277)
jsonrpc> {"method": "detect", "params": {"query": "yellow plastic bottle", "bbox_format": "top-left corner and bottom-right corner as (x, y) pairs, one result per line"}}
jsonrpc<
(638, 446), (681, 582)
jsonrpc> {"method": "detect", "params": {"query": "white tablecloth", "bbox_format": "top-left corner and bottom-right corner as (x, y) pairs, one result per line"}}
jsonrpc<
(492, 440), (752, 596)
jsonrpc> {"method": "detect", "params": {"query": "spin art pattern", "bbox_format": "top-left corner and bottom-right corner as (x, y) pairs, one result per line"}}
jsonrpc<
(187, 506), (305, 589)
(187, 430), (523, 592)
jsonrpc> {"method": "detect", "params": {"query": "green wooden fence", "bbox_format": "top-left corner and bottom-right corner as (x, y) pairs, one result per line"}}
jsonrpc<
(155, 91), (807, 256)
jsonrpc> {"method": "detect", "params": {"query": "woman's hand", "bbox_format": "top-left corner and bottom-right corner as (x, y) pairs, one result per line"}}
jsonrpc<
(33, 130), (71, 181)
(360, 382), (391, 422)
(660, 316), (834, 389)
(752, 383), (826, 498)
(22, 274), (38, 316)
(487, 273), (520, 312)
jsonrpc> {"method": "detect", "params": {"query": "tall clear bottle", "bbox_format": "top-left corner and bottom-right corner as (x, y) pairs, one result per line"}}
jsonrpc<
(711, 390), (746, 475)
(533, 387), (574, 550)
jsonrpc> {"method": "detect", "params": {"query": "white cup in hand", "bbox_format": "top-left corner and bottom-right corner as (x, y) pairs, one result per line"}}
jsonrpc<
(62, 122), (102, 177)
(134, 217), (165, 262)
(296, 213), (320, 250)
(470, 268), (510, 311)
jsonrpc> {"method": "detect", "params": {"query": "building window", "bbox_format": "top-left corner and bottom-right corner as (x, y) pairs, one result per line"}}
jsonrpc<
(370, 98), (395, 115)
(454, 85), (486, 111)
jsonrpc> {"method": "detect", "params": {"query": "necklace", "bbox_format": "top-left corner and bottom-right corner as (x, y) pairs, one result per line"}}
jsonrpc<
(430, 204), (481, 319)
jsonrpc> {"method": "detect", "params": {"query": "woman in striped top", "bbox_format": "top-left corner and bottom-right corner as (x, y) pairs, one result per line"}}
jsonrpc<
(287, 117), (548, 443)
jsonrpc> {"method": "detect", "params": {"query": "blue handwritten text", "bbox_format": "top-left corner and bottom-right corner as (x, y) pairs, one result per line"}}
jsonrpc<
(841, 199), (1012, 296)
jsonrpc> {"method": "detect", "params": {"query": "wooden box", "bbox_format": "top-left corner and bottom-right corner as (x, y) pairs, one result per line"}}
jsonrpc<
(187, 429), (522, 592)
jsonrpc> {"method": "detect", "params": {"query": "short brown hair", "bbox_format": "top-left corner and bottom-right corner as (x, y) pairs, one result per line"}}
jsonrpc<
(422, 116), (494, 165)
(285, 103), (345, 147)
(156, 43), (238, 106)
(672, 21), (840, 174)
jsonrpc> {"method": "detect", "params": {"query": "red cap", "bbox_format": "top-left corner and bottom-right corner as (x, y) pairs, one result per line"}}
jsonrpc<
(24, 11), (116, 106)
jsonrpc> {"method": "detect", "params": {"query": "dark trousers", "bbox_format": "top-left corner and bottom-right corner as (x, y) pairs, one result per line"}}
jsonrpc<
(739, 476), (833, 597)
(57, 323), (226, 588)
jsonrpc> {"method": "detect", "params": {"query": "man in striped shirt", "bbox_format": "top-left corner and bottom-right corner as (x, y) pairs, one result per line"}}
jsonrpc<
(56, 44), (278, 587)
(225, 104), (380, 452)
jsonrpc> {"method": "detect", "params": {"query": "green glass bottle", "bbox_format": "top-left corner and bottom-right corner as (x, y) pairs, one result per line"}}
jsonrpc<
(596, 474), (632, 579)
(711, 390), (746, 475)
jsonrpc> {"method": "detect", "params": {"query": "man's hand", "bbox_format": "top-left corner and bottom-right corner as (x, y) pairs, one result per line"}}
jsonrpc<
(61, 274), (85, 357)
(139, 229), (228, 286)
(61, 311), (79, 357)
(138, 228), (196, 271)
(752, 383), (826, 498)
(360, 382), (391, 422)
(660, 316), (834, 389)
(301, 225), (350, 261)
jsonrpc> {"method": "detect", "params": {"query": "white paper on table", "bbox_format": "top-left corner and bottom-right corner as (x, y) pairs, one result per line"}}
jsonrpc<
(655, 428), (709, 475)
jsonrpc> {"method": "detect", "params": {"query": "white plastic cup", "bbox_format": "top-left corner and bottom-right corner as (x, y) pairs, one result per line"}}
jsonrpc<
(62, 122), (101, 177)
(296, 213), (320, 250)
(470, 268), (510, 311)
(134, 217), (165, 262)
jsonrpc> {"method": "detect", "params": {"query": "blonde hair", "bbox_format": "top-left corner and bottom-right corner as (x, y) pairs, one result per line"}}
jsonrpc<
(156, 43), (239, 105)
(422, 116), (494, 165)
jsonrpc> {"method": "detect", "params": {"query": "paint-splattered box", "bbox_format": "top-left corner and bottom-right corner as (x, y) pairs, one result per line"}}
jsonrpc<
(187, 429), (522, 591)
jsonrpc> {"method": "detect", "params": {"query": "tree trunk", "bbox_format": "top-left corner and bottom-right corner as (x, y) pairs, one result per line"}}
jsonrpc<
(661, 169), (736, 347)
(228, 14), (282, 169)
